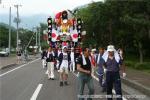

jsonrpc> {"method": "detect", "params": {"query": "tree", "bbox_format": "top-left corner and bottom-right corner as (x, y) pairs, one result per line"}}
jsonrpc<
(76, 0), (150, 63)
(0, 23), (16, 48)
(19, 28), (34, 50)
(39, 23), (49, 49)
(120, 1), (150, 63)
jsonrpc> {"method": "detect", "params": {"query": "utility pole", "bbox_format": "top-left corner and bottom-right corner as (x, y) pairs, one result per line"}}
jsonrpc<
(14, 4), (22, 50)
(8, 7), (11, 54)
(36, 28), (38, 47)
(38, 27), (41, 52)
(2, 4), (12, 54)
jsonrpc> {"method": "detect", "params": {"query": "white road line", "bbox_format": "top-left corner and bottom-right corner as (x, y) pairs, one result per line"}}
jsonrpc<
(0, 58), (40, 77)
(30, 84), (43, 100)
(73, 72), (127, 100)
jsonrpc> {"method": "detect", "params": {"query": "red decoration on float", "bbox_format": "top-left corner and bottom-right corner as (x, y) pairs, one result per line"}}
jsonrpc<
(73, 34), (78, 38)
(52, 33), (56, 38)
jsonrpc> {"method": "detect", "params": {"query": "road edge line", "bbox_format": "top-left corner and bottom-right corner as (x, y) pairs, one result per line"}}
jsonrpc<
(0, 58), (40, 77)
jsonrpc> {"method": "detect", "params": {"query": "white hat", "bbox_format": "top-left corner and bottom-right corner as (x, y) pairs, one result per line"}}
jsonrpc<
(62, 46), (67, 50)
(91, 49), (96, 52)
(107, 45), (115, 52)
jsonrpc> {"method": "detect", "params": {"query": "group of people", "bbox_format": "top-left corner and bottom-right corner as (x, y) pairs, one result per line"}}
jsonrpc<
(16, 49), (29, 64)
(41, 46), (77, 86)
(41, 45), (126, 100)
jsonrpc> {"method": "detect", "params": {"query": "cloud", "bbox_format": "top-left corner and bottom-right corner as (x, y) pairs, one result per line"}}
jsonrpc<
(0, 0), (102, 15)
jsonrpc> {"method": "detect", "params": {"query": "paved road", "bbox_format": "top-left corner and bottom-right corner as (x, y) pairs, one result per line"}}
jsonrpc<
(0, 59), (149, 100)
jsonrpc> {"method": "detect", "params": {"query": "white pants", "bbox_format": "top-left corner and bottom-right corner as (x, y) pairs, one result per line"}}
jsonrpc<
(59, 67), (69, 74)
(47, 62), (55, 78)
(17, 56), (21, 60)
(70, 61), (75, 72)
(56, 60), (60, 70)
(42, 59), (46, 68)
(59, 60), (69, 74)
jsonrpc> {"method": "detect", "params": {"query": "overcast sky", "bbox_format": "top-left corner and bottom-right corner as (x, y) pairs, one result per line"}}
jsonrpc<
(0, 0), (103, 16)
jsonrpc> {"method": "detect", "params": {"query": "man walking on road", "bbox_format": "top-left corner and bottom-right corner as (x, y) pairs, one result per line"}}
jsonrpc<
(76, 47), (94, 100)
(58, 46), (71, 86)
(70, 48), (75, 72)
(46, 47), (55, 80)
(96, 47), (106, 92)
(91, 49), (96, 76)
(16, 49), (22, 64)
(102, 45), (126, 100)
(41, 48), (47, 69)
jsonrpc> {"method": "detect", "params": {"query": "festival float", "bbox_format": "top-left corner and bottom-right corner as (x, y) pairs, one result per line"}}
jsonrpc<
(46, 10), (85, 51)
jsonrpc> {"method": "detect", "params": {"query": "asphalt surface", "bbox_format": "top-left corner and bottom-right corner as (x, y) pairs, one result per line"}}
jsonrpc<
(0, 59), (149, 100)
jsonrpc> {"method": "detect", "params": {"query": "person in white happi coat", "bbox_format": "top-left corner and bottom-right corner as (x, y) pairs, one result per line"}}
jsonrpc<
(41, 48), (47, 69)
(70, 48), (75, 72)
(46, 47), (55, 80)
(58, 46), (71, 86)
